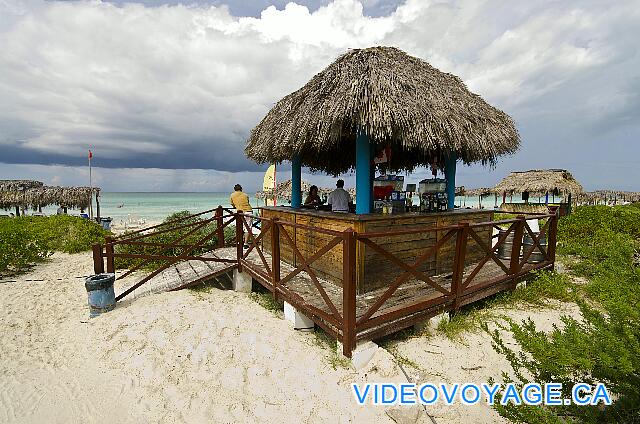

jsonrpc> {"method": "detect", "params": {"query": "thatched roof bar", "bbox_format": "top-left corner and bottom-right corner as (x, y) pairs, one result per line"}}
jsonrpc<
(245, 46), (519, 175)
(493, 169), (583, 196)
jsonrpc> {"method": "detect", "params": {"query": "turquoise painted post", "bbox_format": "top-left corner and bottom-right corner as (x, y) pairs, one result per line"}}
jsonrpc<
(444, 153), (457, 210)
(291, 155), (302, 208)
(355, 132), (372, 214)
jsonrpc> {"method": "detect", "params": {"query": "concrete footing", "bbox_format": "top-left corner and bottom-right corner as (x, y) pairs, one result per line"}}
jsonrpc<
(337, 340), (379, 370)
(232, 269), (252, 293)
(284, 302), (314, 330)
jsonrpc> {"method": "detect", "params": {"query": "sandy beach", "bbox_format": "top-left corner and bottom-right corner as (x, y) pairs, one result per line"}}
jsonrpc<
(1, 252), (582, 423)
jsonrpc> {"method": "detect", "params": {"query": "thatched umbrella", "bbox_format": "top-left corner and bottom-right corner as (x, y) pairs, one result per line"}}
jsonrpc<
(245, 46), (519, 213)
(465, 187), (492, 208)
(0, 181), (99, 215)
(0, 180), (44, 215)
(493, 169), (583, 204)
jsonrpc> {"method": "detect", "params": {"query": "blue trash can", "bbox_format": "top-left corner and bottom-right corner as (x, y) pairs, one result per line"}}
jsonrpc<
(85, 273), (116, 317)
(99, 217), (113, 231)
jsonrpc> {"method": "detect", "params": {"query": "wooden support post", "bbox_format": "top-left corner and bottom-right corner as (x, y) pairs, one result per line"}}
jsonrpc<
(271, 218), (280, 300)
(342, 228), (356, 358)
(509, 216), (526, 287)
(236, 212), (243, 272)
(451, 222), (469, 312)
(92, 243), (104, 274)
(96, 192), (101, 221)
(547, 206), (559, 264)
(105, 237), (115, 273)
(215, 206), (224, 248)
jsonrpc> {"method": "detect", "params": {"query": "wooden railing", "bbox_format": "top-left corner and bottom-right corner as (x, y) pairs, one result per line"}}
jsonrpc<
(92, 205), (559, 358)
(92, 206), (237, 301)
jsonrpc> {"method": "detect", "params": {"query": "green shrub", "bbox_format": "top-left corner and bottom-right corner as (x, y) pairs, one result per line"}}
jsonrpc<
(491, 205), (640, 423)
(114, 210), (236, 271)
(0, 215), (108, 274)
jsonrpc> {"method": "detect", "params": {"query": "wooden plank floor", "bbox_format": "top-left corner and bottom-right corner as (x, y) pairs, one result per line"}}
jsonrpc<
(115, 248), (237, 300)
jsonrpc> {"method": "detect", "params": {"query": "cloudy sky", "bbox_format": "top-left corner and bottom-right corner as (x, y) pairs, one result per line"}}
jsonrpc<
(0, 0), (638, 192)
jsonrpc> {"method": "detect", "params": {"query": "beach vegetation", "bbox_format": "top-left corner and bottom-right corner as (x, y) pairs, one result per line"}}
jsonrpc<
(312, 328), (352, 370)
(490, 204), (640, 423)
(114, 210), (236, 271)
(0, 215), (108, 275)
(248, 288), (283, 317)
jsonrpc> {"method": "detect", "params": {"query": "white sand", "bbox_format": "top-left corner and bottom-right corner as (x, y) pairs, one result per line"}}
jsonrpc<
(0, 253), (582, 423)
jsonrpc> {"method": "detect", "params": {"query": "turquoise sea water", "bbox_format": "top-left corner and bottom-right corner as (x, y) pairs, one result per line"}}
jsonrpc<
(28, 192), (560, 222)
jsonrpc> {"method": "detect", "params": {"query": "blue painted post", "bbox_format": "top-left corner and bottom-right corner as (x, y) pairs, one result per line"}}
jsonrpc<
(444, 153), (457, 210)
(355, 132), (372, 214)
(291, 155), (302, 208)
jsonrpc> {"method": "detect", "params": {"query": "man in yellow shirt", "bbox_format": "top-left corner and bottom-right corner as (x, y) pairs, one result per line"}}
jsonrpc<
(230, 184), (253, 248)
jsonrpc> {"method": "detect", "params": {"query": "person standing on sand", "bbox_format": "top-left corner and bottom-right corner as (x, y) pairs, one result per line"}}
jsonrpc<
(230, 184), (253, 249)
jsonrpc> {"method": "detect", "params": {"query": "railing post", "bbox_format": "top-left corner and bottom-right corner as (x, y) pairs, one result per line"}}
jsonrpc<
(215, 206), (224, 248)
(547, 206), (559, 264)
(451, 222), (469, 312)
(342, 228), (356, 358)
(92, 243), (104, 274)
(271, 218), (280, 300)
(236, 212), (243, 272)
(510, 216), (526, 286)
(105, 236), (115, 273)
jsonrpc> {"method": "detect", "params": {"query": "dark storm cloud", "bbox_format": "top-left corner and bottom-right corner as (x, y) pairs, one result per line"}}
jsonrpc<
(1, 0), (639, 191)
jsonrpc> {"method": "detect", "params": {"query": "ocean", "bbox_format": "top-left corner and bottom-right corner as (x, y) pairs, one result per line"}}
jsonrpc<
(31, 192), (557, 223)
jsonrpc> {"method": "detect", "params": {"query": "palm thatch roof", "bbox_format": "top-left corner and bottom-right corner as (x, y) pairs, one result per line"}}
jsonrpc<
(246, 46), (520, 175)
(493, 169), (583, 196)
(581, 190), (640, 203)
(0, 180), (44, 191)
(465, 187), (493, 197)
(0, 182), (99, 210)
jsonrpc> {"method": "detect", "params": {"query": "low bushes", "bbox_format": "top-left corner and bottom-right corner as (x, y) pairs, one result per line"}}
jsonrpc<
(114, 211), (236, 271)
(491, 204), (640, 423)
(0, 215), (108, 274)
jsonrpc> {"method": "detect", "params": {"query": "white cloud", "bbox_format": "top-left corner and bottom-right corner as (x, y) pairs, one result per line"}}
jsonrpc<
(0, 0), (639, 191)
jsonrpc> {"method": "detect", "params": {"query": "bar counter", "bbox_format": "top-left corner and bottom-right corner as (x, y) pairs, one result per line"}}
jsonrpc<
(261, 206), (494, 294)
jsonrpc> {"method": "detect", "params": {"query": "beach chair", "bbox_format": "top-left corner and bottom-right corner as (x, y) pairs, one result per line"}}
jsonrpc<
(125, 214), (146, 229)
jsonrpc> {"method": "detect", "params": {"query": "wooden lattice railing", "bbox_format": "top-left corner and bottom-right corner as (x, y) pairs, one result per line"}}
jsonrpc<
(92, 205), (559, 358)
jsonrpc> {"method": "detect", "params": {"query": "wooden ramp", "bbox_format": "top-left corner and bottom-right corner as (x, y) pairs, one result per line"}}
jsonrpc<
(114, 248), (238, 300)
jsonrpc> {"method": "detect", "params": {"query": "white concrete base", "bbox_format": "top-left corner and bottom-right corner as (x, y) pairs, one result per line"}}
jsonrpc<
(337, 340), (379, 370)
(232, 269), (252, 293)
(284, 301), (314, 330)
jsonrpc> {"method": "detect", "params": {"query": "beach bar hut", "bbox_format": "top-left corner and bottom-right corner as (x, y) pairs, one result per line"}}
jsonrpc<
(246, 46), (520, 289)
(493, 169), (583, 215)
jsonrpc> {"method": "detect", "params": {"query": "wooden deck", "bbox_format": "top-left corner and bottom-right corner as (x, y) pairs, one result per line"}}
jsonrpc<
(112, 243), (548, 341)
(96, 206), (558, 356)
(239, 246), (550, 340)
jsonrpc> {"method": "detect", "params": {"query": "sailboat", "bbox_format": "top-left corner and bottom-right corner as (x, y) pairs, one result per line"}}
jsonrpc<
(263, 164), (277, 207)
